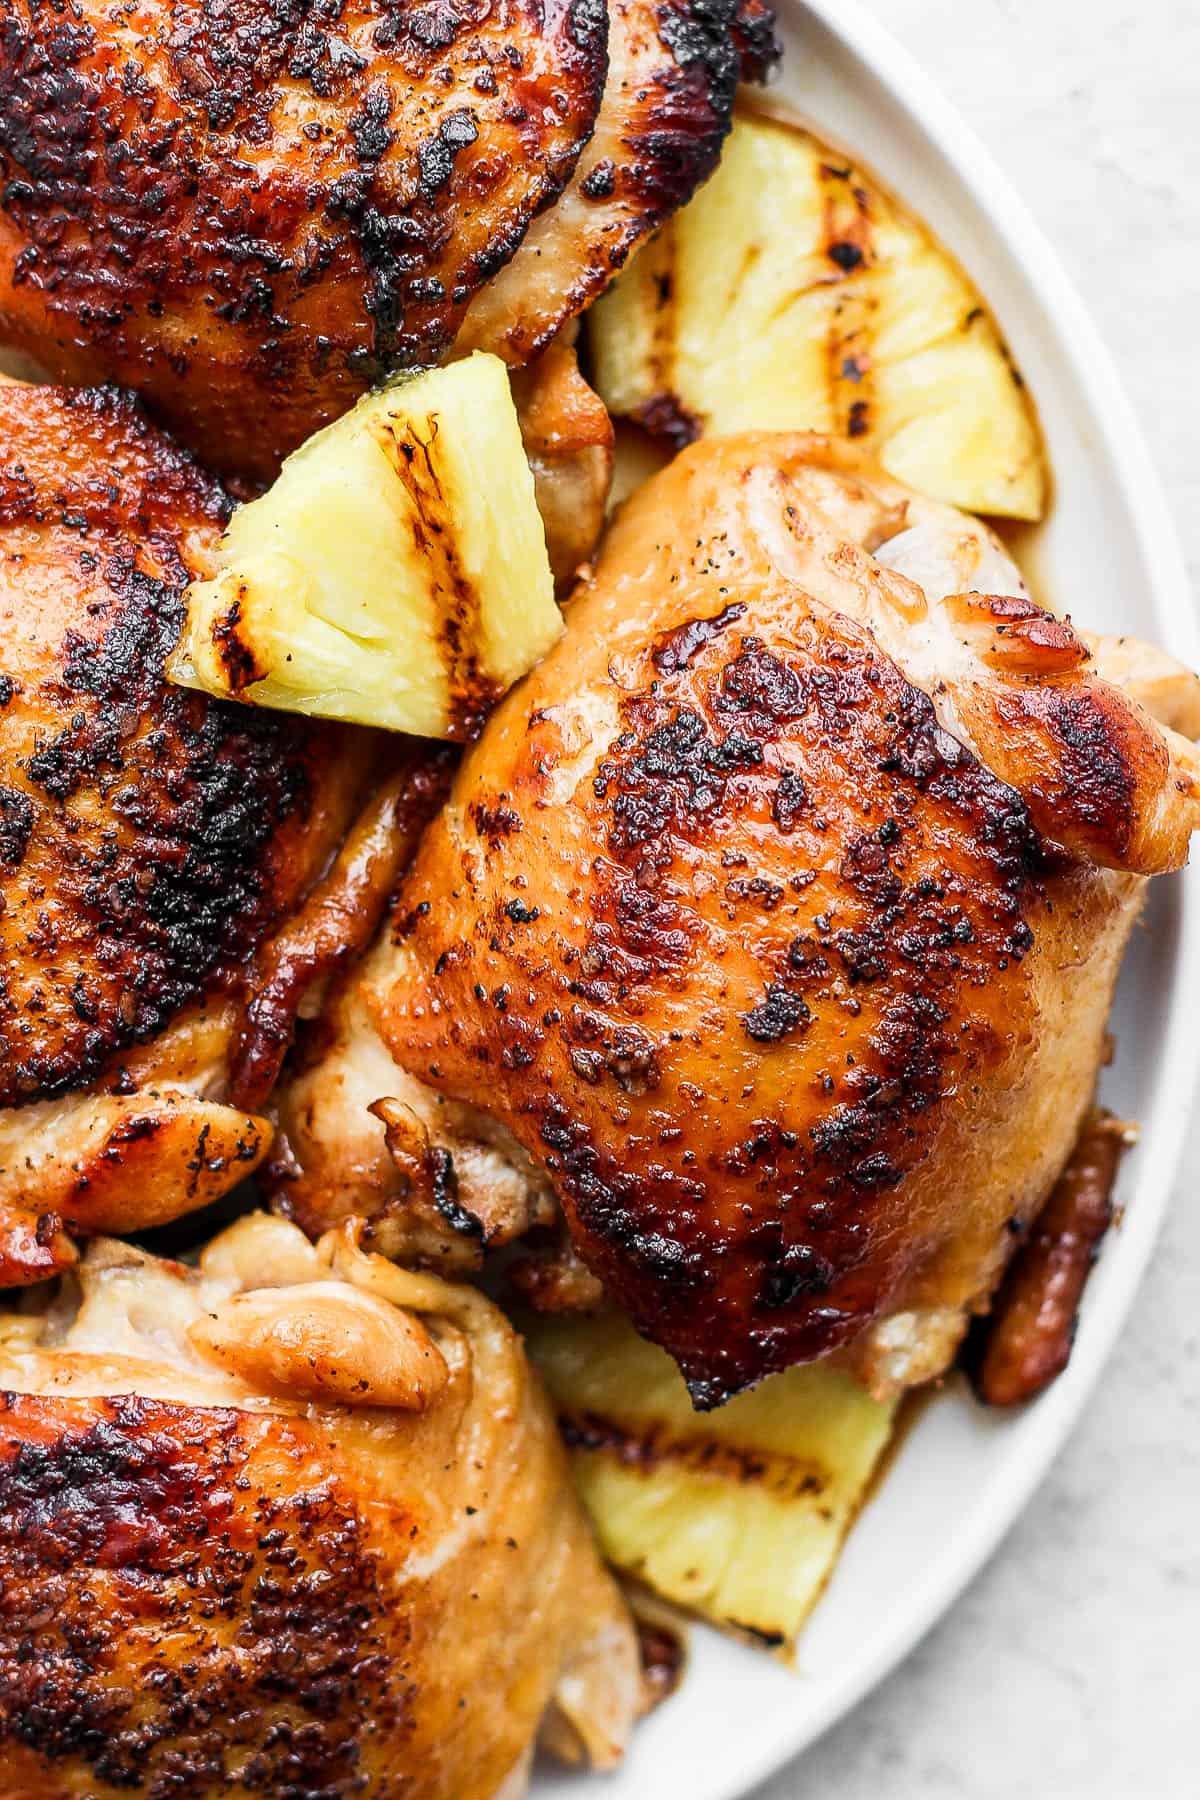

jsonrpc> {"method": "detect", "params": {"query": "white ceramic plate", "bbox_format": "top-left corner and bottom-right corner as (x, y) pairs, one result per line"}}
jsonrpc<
(538, 1), (1200, 1795)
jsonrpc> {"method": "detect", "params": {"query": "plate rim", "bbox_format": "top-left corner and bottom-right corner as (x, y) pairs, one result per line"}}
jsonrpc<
(590, 2), (1200, 1793)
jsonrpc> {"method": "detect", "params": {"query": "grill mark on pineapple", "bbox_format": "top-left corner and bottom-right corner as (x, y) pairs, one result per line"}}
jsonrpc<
(726, 239), (762, 311)
(647, 227), (679, 388)
(380, 413), (504, 742)
(818, 155), (879, 447)
(634, 122), (889, 450)
(624, 225), (698, 448)
(209, 589), (271, 694)
(560, 1408), (833, 1504)
(630, 391), (702, 451)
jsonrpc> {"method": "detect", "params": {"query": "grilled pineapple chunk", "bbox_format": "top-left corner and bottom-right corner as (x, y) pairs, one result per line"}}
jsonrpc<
(525, 1312), (895, 1651)
(589, 110), (1046, 519)
(167, 354), (561, 739)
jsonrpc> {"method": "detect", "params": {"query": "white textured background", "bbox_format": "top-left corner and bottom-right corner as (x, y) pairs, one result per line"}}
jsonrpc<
(761, 3), (1200, 1796)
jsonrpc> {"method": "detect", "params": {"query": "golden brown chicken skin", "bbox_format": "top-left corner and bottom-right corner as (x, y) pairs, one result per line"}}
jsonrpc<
(362, 437), (1199, 1406)
(0, 0), (764, 480)
(0, 381), (373, 1277)
(0, 1216), (641, 1797)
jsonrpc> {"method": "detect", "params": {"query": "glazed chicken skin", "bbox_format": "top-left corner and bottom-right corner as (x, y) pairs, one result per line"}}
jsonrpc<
(318, 436), (1200, 1406)
(0, 1214), (640, 1796)
(0, 0), (769, 480)
(0, 379), (389, 1283)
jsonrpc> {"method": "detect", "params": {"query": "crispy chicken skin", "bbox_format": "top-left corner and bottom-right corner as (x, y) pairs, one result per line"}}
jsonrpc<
(0, 0), (768, 481)
(0, 1215), (640, 1796)
(457, 0), (762, 367)
(0, 381), (377, 1277)
(344, 436), (1199, 1405)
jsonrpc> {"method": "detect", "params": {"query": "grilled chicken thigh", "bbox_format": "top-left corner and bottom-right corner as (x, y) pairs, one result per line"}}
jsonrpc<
(0, 380), (398, 1282)
(0, 1214), (640, 1796)
(0, 0), (768, 480)
(281, 436), (1200, 1406)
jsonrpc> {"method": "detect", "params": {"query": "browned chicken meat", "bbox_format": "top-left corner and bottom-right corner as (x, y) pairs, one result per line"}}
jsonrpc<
(0, 1213), (641, 1796)
(0, 0), (771, 480)
(277, 435), (1200, 1407)
(513, 337), (615, 595)
(0, 378), (399, 1284)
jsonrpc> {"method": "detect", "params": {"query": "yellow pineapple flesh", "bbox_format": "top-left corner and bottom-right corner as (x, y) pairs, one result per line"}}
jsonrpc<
(588, 109), (1046, 520)
(524, 1311), (896, 1651)
(167, 353), (562, 739)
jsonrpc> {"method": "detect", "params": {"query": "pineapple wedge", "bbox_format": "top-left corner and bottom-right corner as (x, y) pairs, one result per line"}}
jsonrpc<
(525, 1311), (896, 1651)
(588, 109), (1046, 520)
(167, 353), (562, 739)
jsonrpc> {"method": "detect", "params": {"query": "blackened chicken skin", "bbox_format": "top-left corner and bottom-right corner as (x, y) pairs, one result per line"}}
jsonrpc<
(359, 436), (1199, 1406)
(0, 1216), (641, 1797)
(0, 0), (769, 481)
(0, 381), (372, 1278)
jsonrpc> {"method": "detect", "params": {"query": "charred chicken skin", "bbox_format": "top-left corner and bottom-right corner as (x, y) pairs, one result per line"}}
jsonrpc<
(0, 0), (770, 481)
(0, 1214), (640, 1797)
(0, 379), (389, 1282)
(316, 435), (1200, 1406)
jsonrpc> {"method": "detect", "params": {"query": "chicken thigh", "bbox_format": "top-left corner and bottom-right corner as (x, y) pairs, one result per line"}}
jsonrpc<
(0, 1214), (640, 1795)
(0, 0), (769, 480)
(0, 380), (397, 1283)
(282, 435), (1199, 1406)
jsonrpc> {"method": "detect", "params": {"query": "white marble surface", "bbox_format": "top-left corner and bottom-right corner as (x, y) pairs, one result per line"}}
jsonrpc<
(760, 3), (1200, 1796)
